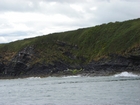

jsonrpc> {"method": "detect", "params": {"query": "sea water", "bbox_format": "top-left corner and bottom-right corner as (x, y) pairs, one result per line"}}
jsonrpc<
(0, 72), (140, 105)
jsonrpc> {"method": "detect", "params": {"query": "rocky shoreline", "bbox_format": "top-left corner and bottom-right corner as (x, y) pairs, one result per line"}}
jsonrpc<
(0, 57), (140, 79)
(0, 46), (140, 79)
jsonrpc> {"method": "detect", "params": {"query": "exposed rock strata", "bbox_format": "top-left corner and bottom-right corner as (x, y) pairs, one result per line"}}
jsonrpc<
(0, 46), (140, 78)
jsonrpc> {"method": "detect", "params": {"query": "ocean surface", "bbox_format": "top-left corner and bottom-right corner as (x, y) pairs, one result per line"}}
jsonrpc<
(0, 72), (140, 105)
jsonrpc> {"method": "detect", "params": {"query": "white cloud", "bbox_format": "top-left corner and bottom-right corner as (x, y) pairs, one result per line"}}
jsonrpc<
(70, 4), (85, 12)
(90, 7), (97, 11)
(0, 0), (139, 43)
(0, 37), (8, 43)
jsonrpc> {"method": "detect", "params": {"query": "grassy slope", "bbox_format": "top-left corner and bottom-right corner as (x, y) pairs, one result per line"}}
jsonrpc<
(0, 18), (140, 65)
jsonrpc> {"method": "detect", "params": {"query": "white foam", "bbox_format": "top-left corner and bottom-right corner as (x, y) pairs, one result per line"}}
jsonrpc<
(114, 71), (138, 77)
(62, 75), (81, 78)
(26, 77), (41, 80)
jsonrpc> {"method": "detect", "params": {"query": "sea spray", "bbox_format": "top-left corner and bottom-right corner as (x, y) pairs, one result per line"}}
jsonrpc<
(26, 77), (41, 80)
(114, 71), (138, 77)
(62, 75), (81, 78)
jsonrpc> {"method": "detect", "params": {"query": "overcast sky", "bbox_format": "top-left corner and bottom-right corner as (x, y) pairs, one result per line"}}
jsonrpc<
(0, 0), (139, 43)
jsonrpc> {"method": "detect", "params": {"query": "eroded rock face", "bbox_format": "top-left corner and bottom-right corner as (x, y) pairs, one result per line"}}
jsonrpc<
(5, 46), (34, 76)
(0, 45), (140, 78)
(0, 63), (5, 74)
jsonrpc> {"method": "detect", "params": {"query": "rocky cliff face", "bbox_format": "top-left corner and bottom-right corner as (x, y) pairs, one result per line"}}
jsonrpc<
(0, 45), (140, 78)
(0, 46), (34, 77)
(83, 54), (140, 76)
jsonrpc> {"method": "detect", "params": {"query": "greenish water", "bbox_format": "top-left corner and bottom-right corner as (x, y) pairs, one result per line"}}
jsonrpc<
(0, 72), (140, 105)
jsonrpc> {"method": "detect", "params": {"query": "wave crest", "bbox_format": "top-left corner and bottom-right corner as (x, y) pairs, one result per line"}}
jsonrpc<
(26, 77), (41, 80)
(62, 75), (81, 78)
(114, 71), (139, 77)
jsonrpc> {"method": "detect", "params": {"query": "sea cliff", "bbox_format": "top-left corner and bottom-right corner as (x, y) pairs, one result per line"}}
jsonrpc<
(0, 18), (140, 78)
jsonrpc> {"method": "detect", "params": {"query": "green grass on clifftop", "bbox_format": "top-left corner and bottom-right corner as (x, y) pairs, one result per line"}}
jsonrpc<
(0, 18), (140, 64)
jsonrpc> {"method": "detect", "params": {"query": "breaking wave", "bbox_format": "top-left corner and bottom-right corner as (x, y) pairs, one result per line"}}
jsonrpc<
(114, 71), (139, 77)
(62, 75), (81, 78)
(26, 77), (41, 80)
